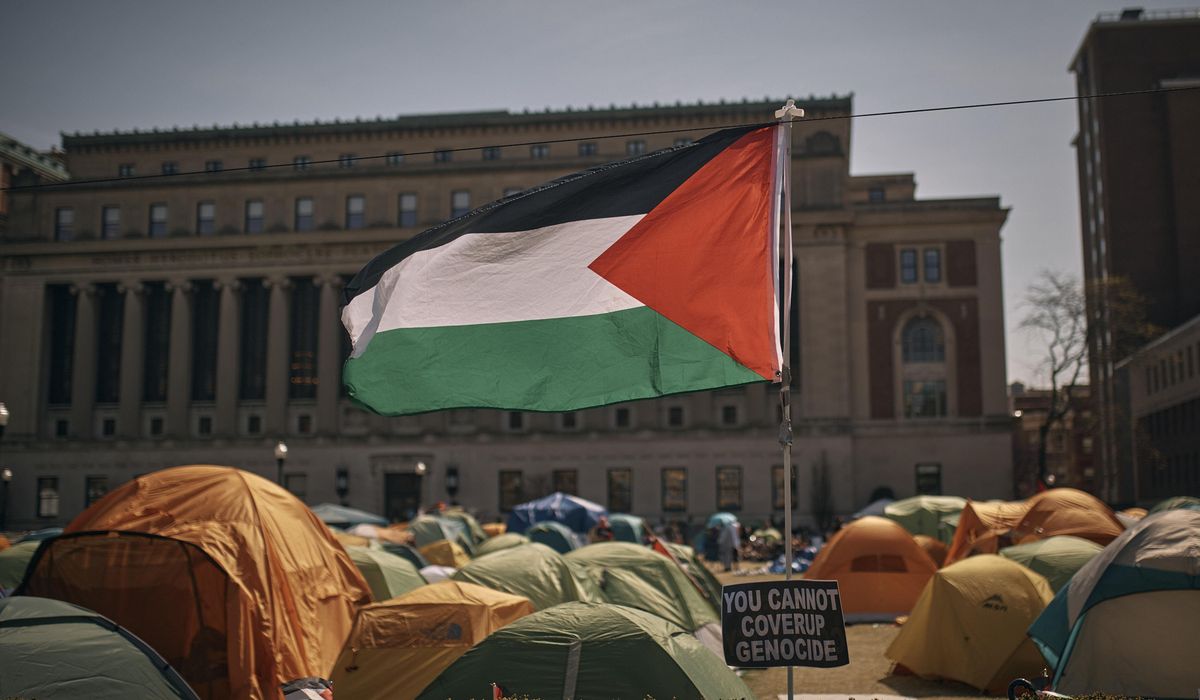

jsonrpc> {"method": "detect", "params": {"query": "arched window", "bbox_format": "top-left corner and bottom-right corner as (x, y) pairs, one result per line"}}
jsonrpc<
(902, 317), (945, 362)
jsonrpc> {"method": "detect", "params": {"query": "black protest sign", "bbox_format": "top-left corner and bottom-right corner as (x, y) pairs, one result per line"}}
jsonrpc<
(721, 579), (849, 668)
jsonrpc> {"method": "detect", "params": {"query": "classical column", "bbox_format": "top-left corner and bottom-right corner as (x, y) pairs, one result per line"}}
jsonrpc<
(264, 276), (292, 435)
(165, 279), (193, 437)
(117, 281), (145, 438)
(214, 278), (242, 436)
(316, 275), (344, 435)
(69, 283), (97, 439)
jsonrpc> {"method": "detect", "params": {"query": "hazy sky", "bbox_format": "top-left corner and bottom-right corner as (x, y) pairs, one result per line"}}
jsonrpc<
(2, 0), (1181, 384)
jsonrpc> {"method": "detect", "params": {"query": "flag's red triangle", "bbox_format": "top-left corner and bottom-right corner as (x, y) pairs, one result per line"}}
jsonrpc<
(589, 127), (779, 380)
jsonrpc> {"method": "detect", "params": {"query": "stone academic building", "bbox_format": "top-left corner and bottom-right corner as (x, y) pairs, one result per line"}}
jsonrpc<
(0, 97), (1012, 531)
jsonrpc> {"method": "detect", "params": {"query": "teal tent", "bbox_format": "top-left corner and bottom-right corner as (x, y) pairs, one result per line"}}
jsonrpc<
(310, 503), (387, 528)
(416, 602), (752, 700)
(442, 509), (489, 545)
(0, 596), (199, 699)
(1029, 509), (1200, 698)
(527, 521), (580, 554)
(609, 513), (646, 543)
(884, 495), (966, 543)
(0, 540), (39, 593)
(346, 545), (427, 601)
(999, 535), (1102, 592)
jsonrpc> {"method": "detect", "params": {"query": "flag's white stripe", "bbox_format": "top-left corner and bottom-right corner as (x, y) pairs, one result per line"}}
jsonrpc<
(344, 215), (646, 356)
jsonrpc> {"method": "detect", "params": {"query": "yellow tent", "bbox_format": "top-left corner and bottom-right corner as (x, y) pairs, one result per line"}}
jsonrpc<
(420, 539), (470, 568)
(330, 580), (534, 700)
(20, 465), (371, 700)
(885, 554), (1053, 693)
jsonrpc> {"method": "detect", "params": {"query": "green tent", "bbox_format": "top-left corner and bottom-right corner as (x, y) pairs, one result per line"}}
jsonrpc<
(417, 602), (752, 700)
(566, 542), (722, 656)
(443, 509), (489, 545)
(609, 513), (646, 543)
(527, 520), (580, 554)
(0, 540), (39, 592)
(408, 515), (475, 555)
(452, 543), (600, 610)
(1148, 495), (1200, 514)
(664, 541), (724, 610)
(0, 596), (199, 699)
(885, 495), (967, 543)
(474, 532), (529, 557)
(999, 535), (1103, 592)
(347, 545), (427, 601)
(939, 511), (962, 544)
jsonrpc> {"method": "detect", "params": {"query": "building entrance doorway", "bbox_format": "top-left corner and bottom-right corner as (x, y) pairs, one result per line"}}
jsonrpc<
(384, 473), (423, 522)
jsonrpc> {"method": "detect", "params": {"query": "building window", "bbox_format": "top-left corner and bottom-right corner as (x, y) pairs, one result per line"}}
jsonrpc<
(197, 415), (213, 435)
(673, 137), (693, 147)
(578, 142), (597, 156)
(249, 157), (267, 171)
(345, 195), (365, 229)
(530, 144), (550, 159)
(47, 285), (76, 405)
(667, 406), (685, 428)
(902, 317), (945, 362)
(245, 200), (264, 234)
(94, 284), (124, 404)
(661, 468), (687, 512)
(499, 470), (524, 512)
(295, 414), (313, 434)
(607, 468), (632, 513)
(37, 477), (60, 518)
(482, 147), (501, 161)
(868, 187), (886, 203)
(386, 151), (404, 166)
(451, 190), (470, 218)
(161, 161), (178, 175)
(239, 279), (269, 400)
(338, 153), (356, 168)
(205, 160), (223, 172)
(246, 414), (262, 434)
(716, 466), (743, 511)
(284, 473), (308, 499)
(924, 248), (942, 283)
(149, 416), (164, 436)
(771, 465), (797, 510)
(101, 417), (116, 437)
(626, 140), (646, 156)
(289, 278), (319, 399)
(506, 411), (524, 431)
(915, 463), (942, 495)
(560, 411), (578, 430)
(85, 475), (109, 506)
(295, 197), (314, 231)
(553, 469), (578, 495)
(904, 380), (947, 418)
(101, 206), (121, 239)
(142, 283), (170, 401)
(54, 207), (74, 241)
(434, 149), (452, 163)
(614, 407), (631, 428)
(293, 155), (311, 171)
(720, 405), (739, 426)
(55, 420), (69, 438)
(196, 201), (216, 235)
(899, 248), (918, 283)
(118, 163), (134, 177)
(398, 193), (418, 227)
(149, 203), (168, 238)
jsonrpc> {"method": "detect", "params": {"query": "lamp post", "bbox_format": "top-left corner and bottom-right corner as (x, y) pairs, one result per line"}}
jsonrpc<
(274, 440), (288, 486)
(0, 403), (9, 531)
(335, 467), (349, 506)
(445, 465), (460, 505)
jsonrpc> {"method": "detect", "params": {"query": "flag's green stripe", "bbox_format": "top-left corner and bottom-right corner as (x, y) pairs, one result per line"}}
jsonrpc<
(344, 306), (764, 415)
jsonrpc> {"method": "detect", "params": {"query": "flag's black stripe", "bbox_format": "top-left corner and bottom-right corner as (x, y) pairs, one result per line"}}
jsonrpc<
(342, 125), (765, 305)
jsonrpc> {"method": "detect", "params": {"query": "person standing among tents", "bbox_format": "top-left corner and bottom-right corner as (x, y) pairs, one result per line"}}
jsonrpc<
(717, 521), (740, 572)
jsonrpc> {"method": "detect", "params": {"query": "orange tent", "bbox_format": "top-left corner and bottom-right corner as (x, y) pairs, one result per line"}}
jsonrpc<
(946, 488), (1123, 565)
(20, 465), (371, 700)
(482, 522), (507, 538)
(331, 581), (534, 700)
(804, 516), (938, 620)
(420, 539), (470, 568)
(0, 534), (9, 552)
(913, 535), (948, 567)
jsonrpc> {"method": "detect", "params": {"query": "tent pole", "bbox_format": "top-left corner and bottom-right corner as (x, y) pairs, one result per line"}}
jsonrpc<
(774, 98), (803, 700)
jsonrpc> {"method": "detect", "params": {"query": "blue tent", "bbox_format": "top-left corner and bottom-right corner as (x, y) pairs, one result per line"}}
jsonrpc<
(506, 492), (607, 534)
(609, 514), (646, 544)
(527, 521), (582, 554)
(310, 503), (388, 528)
(705, 512), (738, 528)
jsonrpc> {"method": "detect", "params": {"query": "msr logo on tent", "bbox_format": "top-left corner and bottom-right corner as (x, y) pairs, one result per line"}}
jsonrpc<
(981, 594), (1008, 612)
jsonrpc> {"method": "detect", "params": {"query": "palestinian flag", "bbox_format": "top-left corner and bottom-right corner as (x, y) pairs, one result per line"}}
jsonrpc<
(342, 124), (784, 415)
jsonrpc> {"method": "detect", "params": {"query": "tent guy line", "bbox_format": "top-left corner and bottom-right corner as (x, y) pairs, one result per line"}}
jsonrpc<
(4, 83), (1197, 194)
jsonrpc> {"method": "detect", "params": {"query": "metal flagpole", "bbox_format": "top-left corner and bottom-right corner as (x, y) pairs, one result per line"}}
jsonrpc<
(774, 98), (803, 700)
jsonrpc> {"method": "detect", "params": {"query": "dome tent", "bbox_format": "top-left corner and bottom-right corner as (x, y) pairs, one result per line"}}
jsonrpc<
(310, 503), (388, 528)
(474, 532), (528, 557)
(0, 539), (39, 593)
(416, 602), (753, 700)
(884, 495), (966, 543)
(527, 520), (581, 553)
(330, 581), (534, 700)
(1028, 509), (1200, 699)
(19, 465), (370, 700)
(1148, 495), (1200, 514)
(506, 492), (607, 534)
(420, 539), (471, 568)
(998, 535), (1102, 592)
(451, 543), (600, 610)
(608, 513), (646, 543)
(346, 545), (427, 601)
(0, 596), (199, 699)
(803, 516), (938, 620)
(885, 555), (1054, 694)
